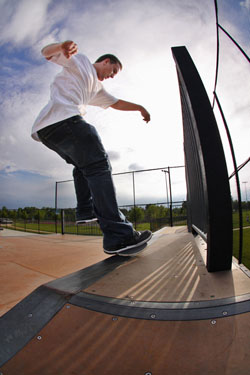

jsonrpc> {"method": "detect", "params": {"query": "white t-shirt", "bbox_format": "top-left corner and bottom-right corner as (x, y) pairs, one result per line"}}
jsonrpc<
(31, 52), (118, 141)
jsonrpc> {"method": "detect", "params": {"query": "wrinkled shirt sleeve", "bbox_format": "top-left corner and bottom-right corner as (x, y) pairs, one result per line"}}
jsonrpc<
(89, 86), (118, 109)
(48, 52), (71, 67)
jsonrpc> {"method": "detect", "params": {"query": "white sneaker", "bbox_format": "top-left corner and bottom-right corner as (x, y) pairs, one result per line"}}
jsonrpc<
(76, 217), (98, 224)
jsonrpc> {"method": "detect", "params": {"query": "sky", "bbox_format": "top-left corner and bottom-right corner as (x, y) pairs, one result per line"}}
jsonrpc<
(0, 0), (249, 209)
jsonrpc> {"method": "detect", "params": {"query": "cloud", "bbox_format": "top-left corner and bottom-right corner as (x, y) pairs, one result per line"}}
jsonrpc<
(107, 150), (120, 162)
(0, 0), (51, 45)
(240, 0), (250, 10)
(128, 163), (144, 171)
(0, 170), (56, 208)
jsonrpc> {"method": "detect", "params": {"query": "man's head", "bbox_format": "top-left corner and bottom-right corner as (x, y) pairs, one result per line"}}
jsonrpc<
(93, 54), (122, 81)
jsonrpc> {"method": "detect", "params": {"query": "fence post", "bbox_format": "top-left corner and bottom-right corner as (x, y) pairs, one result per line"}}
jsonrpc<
(38, 210), (40, 233)
(132, 172), (137, 229)
(55, 212), (57, 234)
(168, 167), (173, 227)
(61, 209), (65, 235)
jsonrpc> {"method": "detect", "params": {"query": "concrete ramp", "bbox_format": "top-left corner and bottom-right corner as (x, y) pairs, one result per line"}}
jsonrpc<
(1, 227), (250, 374)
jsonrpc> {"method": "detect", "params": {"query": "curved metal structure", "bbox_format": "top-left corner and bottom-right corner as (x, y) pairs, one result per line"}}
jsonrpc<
(172, 46), (232, 272)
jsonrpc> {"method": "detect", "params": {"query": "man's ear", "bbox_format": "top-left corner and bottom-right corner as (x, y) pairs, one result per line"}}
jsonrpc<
(103, 58), (110, 65)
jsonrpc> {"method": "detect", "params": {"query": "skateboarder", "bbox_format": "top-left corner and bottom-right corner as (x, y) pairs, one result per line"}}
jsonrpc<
(31, 40), (152, 254)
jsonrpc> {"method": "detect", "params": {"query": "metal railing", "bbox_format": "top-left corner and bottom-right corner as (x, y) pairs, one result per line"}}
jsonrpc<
(55, 166), (186, 234)
(212, 0), (250, 264)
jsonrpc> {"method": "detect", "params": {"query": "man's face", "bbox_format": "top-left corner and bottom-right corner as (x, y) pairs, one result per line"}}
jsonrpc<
(97, 59), (120, 81)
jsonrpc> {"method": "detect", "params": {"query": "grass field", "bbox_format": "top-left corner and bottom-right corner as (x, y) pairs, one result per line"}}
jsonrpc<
(4, 219), (171, 235)
(233, 227), (250, 268)
(8, 221), (59, 234)
(232, 210), (250, 268)
(5, 221), (152, 236)
(232, 210), (250, 228)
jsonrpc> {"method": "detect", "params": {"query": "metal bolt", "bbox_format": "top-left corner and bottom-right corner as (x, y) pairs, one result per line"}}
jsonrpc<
(145, 372), (152, 375)
(222, 311), (228, 316)
(211, 320), (216, 325)
(112, 317), (118, 321)
(150, 314), (156, 319)
(27, 313), (33, 318)
(37, 335), (42, 340)
(66, 305), (70, 309)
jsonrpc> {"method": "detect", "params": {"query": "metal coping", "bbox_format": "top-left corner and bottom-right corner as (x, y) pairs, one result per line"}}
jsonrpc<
(70, 291), (250, 322)
(192, 224), (207, 242)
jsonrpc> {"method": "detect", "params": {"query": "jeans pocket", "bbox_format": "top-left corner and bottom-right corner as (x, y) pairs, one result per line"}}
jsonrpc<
(38, 116), (81, 141)
(38, 123), (63, 141)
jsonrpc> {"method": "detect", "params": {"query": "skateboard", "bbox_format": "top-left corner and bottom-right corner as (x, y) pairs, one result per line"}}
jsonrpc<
(104, 232), (153, 257)
(104, 236), (152, 257)
(116, 242), (148, 257)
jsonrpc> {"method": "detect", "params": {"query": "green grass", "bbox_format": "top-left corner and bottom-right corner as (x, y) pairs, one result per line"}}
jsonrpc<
(233, 227), (250, 269)
(232, 210), (250, 228)
(232, 210), (250, 269)
(6, 219), (180, 235)
(10, 221), (58, 234)
(6, 221), (103, 236)
(134, 222), (151, 231)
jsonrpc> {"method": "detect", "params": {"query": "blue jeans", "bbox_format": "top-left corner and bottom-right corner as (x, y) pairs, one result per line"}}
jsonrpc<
(38, 115), (134, 249)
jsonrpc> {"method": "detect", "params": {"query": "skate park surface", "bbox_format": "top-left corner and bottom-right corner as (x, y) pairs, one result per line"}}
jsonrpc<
(1, 227), (250, 374)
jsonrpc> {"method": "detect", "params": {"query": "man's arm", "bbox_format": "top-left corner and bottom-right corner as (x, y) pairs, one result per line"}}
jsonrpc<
(111, 99), (151, 123)
(41, 40), (78, 60)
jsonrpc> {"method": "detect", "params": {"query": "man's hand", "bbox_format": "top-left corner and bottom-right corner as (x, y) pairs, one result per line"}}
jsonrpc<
(61, 40), (78, 59)
(111, 100), (151, 123)
(42, 41), (78, 60)
(140, 107), (150, 123)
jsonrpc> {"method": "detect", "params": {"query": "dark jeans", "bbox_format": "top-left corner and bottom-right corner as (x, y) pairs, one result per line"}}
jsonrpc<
(38, 115), (134, 249)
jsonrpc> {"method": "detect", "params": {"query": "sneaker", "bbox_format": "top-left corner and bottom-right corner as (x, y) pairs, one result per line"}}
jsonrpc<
(76, 216), (98, 224)
(104, 230), (153, 254)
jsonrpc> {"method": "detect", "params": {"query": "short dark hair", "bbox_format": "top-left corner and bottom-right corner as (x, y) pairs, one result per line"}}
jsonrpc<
(95, 54), (122, 70)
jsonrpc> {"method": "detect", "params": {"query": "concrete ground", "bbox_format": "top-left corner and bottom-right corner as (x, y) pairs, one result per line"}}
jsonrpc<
(0, 228), (108, 317)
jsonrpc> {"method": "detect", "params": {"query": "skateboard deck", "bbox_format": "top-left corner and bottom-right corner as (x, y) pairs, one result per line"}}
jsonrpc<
(103, 232), (152, 257)
(117, 242), (148, 256)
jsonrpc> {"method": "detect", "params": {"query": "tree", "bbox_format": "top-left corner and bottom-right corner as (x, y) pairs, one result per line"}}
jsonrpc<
(1, 206), (8, 218)
(9, 210), (17, 220)
(145, 205), (158, 221)
(128, 207), (145, 222)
